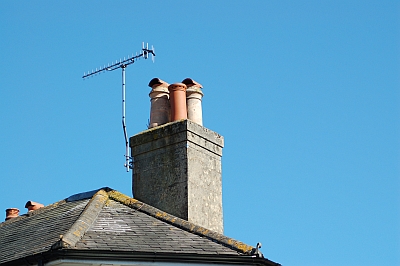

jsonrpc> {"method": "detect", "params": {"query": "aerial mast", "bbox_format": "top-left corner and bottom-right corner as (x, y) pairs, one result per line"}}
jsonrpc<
(82, 42), (156, 172)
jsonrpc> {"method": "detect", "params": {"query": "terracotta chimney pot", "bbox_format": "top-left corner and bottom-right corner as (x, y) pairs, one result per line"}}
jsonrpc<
(182, 78), (204, 126)
(25, 201), (44, 212)
(168, 83), (187, 121)
(148, 78), (170, 128)
(5, 208), (19, 220)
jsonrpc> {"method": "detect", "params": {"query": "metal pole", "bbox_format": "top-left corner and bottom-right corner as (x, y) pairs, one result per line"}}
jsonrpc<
(122, 65), (129, 172)
(122, 65), (126, 132)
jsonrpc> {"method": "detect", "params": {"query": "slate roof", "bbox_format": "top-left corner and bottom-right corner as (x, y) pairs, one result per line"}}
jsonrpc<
(0, 188), (279, 266)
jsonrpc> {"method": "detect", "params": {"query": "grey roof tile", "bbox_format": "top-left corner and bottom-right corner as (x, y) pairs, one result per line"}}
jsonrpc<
(71, 196), (245, 255)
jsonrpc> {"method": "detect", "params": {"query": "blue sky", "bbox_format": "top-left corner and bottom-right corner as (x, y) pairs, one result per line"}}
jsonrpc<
(1, 1), (399, 265)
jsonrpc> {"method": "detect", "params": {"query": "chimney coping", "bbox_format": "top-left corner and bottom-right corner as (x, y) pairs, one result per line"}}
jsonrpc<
(130, 120), (224, 149)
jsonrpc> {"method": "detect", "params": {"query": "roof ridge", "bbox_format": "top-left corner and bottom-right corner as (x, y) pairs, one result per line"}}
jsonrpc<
(107, 190), (254, 255)
(51, 189), (108, 250)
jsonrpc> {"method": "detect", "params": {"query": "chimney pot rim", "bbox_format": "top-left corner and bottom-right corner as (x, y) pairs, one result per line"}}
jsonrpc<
(168, 83), (187, 92)
(6, 208), (19, 212)
(148, 78), (169, 88)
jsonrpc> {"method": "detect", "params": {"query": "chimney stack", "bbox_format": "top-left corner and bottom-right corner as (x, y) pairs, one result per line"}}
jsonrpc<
(133, 78), (223, 233)
(5, 208), (19, 220)
(148, 78), (170, 128)
(131, 119), (224, 233)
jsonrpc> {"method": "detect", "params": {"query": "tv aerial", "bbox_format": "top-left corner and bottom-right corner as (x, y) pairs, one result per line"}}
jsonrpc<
(82, 42), (156, 172)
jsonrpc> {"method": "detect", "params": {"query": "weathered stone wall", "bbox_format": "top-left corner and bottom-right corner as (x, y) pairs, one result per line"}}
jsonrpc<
(130, 119), (224, 233)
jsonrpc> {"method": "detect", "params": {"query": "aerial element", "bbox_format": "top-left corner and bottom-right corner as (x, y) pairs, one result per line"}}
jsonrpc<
(82, 42), (156, 172)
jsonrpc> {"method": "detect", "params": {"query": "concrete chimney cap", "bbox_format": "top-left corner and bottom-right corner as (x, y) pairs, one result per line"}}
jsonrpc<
(182, 78), (203, 89)
(148, 78), (169, 88)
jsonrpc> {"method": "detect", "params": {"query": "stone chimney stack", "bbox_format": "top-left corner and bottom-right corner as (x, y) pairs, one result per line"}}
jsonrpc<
(131, 81), (224, 233)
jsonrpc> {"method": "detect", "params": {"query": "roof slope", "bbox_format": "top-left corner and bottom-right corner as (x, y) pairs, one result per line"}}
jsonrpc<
(0, 198), (89, 264)
(76, 199), (238, 254)
(0, 188), (279, 266)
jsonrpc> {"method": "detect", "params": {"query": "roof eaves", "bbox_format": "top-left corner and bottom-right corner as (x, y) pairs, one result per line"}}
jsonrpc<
(51, 189), (108, 250)
(58, 249), (281, 266)
(107, 190), (255, 255)
(2, 249), (281, 266)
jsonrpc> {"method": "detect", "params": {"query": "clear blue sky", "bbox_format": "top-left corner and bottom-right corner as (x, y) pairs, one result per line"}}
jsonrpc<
(1, 1), (399, 265)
